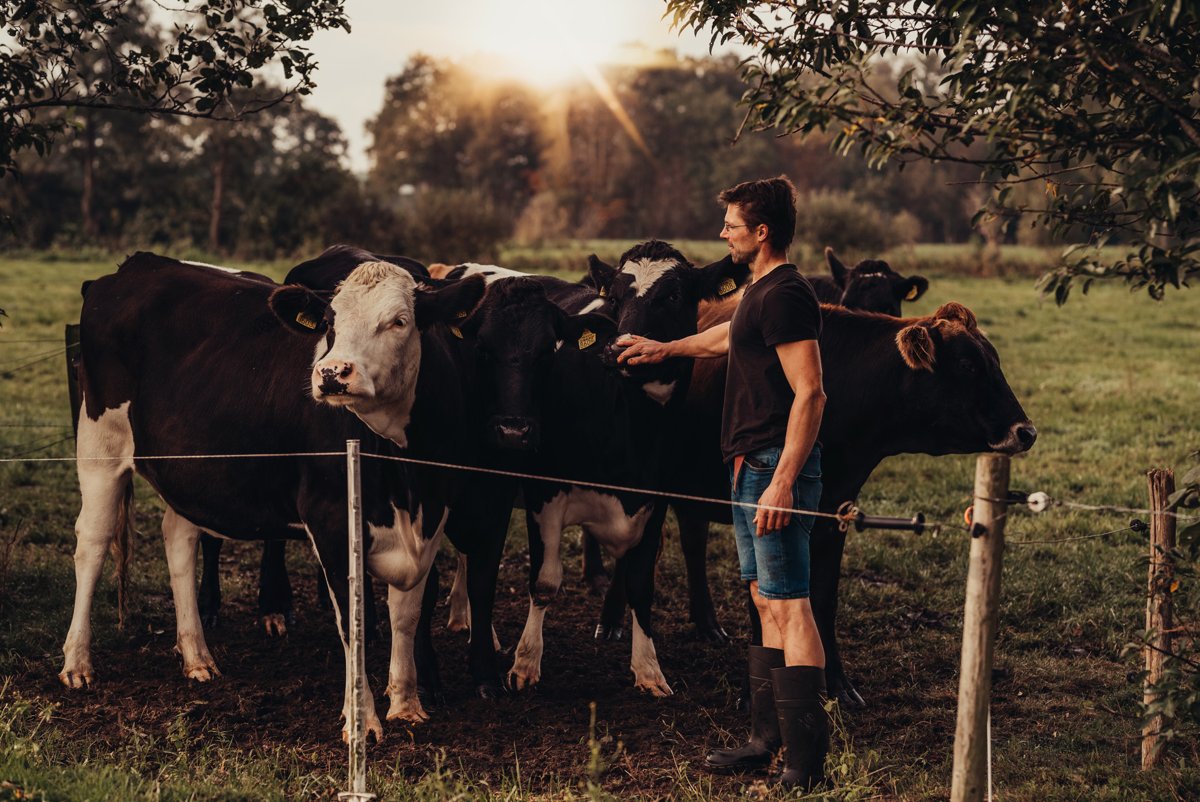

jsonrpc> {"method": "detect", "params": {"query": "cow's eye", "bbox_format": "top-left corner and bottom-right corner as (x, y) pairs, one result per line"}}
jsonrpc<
(393, 317), (407, 328)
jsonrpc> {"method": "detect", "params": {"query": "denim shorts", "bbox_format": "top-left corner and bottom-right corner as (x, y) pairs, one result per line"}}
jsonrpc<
(728, 443), (822, 600)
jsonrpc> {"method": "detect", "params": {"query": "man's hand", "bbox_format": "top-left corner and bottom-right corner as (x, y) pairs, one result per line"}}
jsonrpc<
(755, 479), (793, 536)
(616, 334), (671, 366)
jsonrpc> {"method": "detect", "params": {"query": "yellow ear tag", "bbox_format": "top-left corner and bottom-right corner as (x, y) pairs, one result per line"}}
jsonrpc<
(577, 329), (596, 350)
(295, 311), (318, 330)
(450, 325), (464, 339)
(905, 285), (920, 301)
(717, 277), (737, 296)
(455, 310), (469, 319)
(598, 287), (607, 298)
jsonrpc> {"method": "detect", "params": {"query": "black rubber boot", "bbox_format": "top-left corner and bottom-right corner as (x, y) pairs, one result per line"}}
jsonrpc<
(704, 646), (785, 772)
(770, 665), (830, 791)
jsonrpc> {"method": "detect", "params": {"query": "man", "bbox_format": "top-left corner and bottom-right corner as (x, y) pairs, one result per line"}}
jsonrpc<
(616, 176), (829, 790)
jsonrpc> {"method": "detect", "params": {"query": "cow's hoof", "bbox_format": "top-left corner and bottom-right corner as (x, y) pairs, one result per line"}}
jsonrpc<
(475, 679), (507, 701)
(184, 663), (221, 682)
(416, 685), (444, 713)
(58, 668), (93, 689)
(344, 715), (386, 743)
(830, 676), (865, 708)
(200, 612), (220, 629)
(691, 621), (730, 643)
(506, 668), (541, 692)
(593, 623), (624, 641)
(446, 616), (470, 634)
(385, 700), (429, 725)
(634, 675), (674, 697)
(262, 613), (288, 638)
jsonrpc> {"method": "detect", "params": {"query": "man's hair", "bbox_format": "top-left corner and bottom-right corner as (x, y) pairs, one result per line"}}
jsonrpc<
(718, 175), (797, 254)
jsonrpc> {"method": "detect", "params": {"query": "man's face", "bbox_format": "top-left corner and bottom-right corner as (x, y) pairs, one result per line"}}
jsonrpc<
(721, 204), (760, 265)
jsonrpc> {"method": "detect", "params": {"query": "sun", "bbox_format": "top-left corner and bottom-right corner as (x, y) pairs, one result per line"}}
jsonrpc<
(466, 1), (622, 88)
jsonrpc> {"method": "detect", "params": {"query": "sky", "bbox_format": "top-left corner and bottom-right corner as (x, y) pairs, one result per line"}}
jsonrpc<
(300, 0), (737, 173)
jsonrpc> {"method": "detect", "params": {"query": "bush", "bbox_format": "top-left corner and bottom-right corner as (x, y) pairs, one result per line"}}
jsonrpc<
(795, 190), (915, 254)
(393, 188), (513, 264)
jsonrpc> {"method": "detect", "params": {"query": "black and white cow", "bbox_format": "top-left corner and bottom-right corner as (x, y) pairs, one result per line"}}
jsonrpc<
(60, 253), (573, 738)
(807, 247), (929, 315)
(436, 242), (748, 696)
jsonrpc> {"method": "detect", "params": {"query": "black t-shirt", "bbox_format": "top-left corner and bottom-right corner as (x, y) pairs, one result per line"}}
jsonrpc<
(720, 264), (822, 462)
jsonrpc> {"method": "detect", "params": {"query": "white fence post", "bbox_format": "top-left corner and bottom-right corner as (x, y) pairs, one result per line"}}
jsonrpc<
(339, 439), (375, 802)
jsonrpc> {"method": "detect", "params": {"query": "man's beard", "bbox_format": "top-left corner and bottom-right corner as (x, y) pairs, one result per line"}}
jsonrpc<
(729, 242), (759, 265)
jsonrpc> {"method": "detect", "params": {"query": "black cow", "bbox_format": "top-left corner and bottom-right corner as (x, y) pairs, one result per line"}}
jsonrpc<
(598, 298), (1036, 706)
(59, 252), (591, 738)
(436, 243), (748, 694)
(807, 247), (929, 315)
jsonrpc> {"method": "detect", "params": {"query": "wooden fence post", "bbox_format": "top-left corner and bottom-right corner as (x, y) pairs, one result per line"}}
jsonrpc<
(1142, 468), (1175, 770)
(65, 323), (81, 437)
(951, 453), (1009, 802)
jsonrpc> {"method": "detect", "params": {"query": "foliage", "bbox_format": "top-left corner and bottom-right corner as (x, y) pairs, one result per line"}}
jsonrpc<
(0, 0), (348, 185)
(666, 0), (1200, 302)
(393, 187), (512, 264)
(794, 189), (918, 253)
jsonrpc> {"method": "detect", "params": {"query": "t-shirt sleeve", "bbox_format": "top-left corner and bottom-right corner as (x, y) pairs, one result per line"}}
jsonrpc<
(760, 277), (822, 346)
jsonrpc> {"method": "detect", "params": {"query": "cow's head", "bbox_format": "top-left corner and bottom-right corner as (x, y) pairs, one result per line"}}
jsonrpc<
(588, 240), (748, 404)
(890, 302), (1036, 455)
(270, 261), (485, 428)
(461, 277), (615, 452)
(826, 247), (928, 316)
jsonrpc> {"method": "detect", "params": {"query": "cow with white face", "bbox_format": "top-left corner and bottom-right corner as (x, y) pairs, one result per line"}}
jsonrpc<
(60, 252), (496, 740)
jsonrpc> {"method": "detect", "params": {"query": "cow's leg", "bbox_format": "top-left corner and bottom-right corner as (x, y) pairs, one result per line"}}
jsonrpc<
(678, 508), (728, 641)
(464, 504), (512, 698)
(198, 533), (222, 629)
(389, 567), (436, 722)
(258, 539), (293, 637)
(446, 551), (470, 633)
(161, 508), (220, 681)
(625, 504), (672, 696)
(595, 542), (627, 641)
(582, 530), (610, 594)
(307, 529), (383, 742)
(60, 402), (134, 689)
(509, 499), (561, 690)
(809, 520), (862, 707)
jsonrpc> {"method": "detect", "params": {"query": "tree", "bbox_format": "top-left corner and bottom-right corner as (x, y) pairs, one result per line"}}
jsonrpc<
(0, 0), (349, 189)
(666, 1), (1200, 300)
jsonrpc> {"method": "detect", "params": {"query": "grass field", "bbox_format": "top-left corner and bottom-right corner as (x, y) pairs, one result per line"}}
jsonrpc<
(1, 244), (1198, 801)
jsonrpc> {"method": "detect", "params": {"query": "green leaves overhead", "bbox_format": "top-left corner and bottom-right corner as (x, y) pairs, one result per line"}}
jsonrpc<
(666, 0), (1200, 301)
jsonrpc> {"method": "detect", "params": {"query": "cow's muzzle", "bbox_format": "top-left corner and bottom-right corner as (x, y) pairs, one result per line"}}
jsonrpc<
(314, 360), (356, 398)
(992, 421), (1037, 454)
(489, 416), (539, 452)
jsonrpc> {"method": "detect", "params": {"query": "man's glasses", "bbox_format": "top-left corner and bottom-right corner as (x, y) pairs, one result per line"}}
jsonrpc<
(721, 222), (751, 232)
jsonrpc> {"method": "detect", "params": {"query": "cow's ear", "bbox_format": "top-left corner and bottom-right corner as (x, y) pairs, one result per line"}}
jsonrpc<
(825, 247), (849, 288)
(895, 322), (937, 371)
(414, 275), (486, 329)
(270, 285), (330, 335)
(684, 254), (749, 302)
(898, 275), (929, 303)
(933, 301), (976, 330)
(556, 311), (617, 352)
(588, 255), (617, 297)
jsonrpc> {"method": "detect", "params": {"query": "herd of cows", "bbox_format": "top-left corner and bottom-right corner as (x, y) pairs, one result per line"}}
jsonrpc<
(57, 241), (1036, 740)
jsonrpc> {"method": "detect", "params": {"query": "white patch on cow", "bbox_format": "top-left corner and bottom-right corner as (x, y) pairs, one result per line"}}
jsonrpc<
(641, 380), (677, 406)
(161, 507), (220, 681)
(509, 597), (547, 690)
(459, 263), (529, 284)
(60, 399), (135, 690)
(446, 552), (470, 632)
(366, 503), (445, 591)
(313, 261), (422, 446)
(630, 615), (673, 696)
(179, 259), (240, 273)
(622, 258), (675, 298)
(554, 339), (564, 352)
(307, 526), (384, 741)
(579, 297), (607, 314)
(385, 579), (431, 723)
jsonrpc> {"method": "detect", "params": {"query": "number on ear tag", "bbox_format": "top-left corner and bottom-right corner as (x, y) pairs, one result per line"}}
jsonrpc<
(296, 312), (318, 330)
(717, 277), (737, 296)
(577, 329), (596, 350)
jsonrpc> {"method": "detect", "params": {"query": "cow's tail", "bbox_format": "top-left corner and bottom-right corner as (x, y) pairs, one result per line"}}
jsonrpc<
(110, 481), (134, 629)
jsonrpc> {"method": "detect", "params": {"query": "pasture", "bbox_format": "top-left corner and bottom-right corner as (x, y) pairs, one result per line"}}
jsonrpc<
(0, 244), (1197, 801)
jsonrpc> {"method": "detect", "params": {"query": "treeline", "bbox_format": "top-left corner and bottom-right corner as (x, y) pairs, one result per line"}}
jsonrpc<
(2, 25), (1042, 262)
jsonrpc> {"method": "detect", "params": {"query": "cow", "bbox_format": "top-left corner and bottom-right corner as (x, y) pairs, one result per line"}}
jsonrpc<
(195, 246), (434, 636)
(596, 297), (1036, 706)
(59, 252), (605, 738)
(433, 242), (749, 695)
(807, 247), (929, 315)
